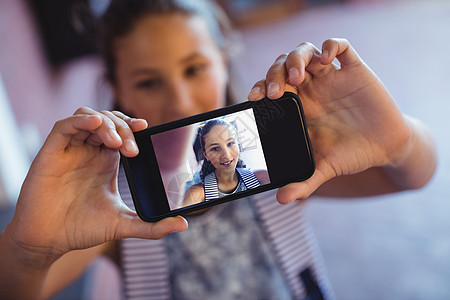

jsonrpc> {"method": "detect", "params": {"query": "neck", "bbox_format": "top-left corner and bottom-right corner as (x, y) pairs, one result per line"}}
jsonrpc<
(215, 170), (238, 187)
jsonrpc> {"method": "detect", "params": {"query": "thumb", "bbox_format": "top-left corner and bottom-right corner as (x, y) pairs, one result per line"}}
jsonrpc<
(115, 212), (188, 240)
(276, 169), (327, 204)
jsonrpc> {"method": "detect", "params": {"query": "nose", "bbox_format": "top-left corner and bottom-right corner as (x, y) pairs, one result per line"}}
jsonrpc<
(221, 147), (232, 160)
(166, 82), (195, 119)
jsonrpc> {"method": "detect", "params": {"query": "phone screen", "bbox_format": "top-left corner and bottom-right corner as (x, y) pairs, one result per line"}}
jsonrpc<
(152, 107), (269, 210)
(122, 92), (314, 221)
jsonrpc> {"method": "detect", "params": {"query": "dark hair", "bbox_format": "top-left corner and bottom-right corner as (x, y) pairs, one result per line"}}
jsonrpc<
(199, 119), (245, 180)
(96, 0), (239, 107)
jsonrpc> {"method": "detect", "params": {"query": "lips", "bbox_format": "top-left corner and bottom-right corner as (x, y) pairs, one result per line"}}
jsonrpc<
(220, 159), (234, 167)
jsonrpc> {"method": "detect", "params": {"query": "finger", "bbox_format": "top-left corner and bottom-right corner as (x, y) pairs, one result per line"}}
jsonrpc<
(276, 167), (328, 204)
(70, 129), (94, 147)
(116, 212), (188, 240)
(74, 107), (123, 149)
(101, 110), (139, 157)
(247, 80), (267, 101)
(283, 83), (298, 94)
(285, 42), (315, 87)
(286, 42), (330, 87)
(111, 110), (148, 132)
(71, 107), (103, 146)
(265, 53), (288, 99)
(44, 114), (103, 153)
(248, 80), (297, 101)
(321, 38), (362, 67)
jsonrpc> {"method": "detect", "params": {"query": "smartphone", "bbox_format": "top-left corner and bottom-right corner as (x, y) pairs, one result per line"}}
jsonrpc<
(121, 92), (314, 221)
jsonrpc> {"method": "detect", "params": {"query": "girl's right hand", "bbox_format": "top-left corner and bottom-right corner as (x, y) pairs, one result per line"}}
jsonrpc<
(3, 108), (188, 268)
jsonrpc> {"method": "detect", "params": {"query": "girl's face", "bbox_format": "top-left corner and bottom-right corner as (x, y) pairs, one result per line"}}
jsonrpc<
(113, 13), (228, 126)
(203, 125), (239, 175)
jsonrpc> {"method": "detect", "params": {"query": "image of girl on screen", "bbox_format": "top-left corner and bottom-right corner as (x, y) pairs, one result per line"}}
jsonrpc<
(183, 118), (270, 206)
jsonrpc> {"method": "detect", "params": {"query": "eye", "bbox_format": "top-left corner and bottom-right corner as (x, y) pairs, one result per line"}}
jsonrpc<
(185, 64), (207, 77)
(227, 141), (235, 147)
(210, 146), (220, 152)
(135, 78), (162, 90)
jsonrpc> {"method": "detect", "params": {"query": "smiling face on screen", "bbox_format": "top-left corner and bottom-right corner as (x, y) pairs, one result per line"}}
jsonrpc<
(203, 124), (239, 176)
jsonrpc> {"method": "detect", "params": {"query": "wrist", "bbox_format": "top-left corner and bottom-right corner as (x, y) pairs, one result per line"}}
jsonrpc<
(0, 228), (58, 300)
(383, 115), (436, 190)
(1, 224), (60, 271)
(385, 115), (415, 169)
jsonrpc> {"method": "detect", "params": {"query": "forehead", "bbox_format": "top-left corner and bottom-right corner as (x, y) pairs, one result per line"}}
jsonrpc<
(205, 124), (236, 143)
(114, 13), (221, 71)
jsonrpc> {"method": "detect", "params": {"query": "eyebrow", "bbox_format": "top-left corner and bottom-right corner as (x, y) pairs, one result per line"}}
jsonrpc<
(207, 137), (235, 147)
(180, 52), (204, 64)
(130, 67), (159, 76)
(130, 68), (159, 77)
(207, 142), (219, 148)
(130, 53), (206, 77)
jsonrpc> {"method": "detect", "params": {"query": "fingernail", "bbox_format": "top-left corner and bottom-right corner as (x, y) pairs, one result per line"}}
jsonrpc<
(267, 82), (280, 98)
(321, 50), (329, 61)
(124, 139), (138, 153)
(288, 68), (300, 84)
(248, 86), (261, 99)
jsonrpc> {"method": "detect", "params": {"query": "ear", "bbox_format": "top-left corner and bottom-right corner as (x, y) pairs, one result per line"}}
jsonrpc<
(203, 150), (209, 161)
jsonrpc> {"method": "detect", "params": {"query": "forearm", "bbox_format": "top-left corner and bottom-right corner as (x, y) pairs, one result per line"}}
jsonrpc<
(316, 116), (437, 197)
(384, 116), (436, 190)
(0, 228), (55, 300)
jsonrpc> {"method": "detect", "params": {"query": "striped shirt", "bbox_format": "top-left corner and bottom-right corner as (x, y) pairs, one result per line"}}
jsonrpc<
(204, 168), (260, 200)
(119, 167), (335, 299)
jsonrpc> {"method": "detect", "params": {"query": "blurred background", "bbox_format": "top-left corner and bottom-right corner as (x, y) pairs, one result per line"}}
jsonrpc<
(0, 0), (449, 299)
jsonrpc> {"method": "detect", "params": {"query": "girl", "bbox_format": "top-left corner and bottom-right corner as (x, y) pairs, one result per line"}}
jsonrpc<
(183, 118), (269, 207)
(0, 0), (436, 299)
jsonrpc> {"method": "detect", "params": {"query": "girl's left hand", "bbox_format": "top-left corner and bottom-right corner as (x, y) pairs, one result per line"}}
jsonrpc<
(248, 38), (433, 203)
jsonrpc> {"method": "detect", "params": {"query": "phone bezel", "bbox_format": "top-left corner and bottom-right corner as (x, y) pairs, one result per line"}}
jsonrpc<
(121, 92), (315, 221)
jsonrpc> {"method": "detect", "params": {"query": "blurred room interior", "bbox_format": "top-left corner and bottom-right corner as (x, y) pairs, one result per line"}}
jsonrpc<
(0, 0), (449, 299)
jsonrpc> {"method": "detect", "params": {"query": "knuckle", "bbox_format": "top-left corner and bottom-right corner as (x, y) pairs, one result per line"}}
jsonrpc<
(276, 53), (289, 61)
(116, 121), (130, 132)
(53, 119), (64, 130)
(73, 106), (90, 115)
(254, 79), (266, 87)
(268, 60), (286, 73)
(113, 110), (132, 123)
(112, 110), (125, 118)
(272, 53), (288, 66)
(297, 41), (314, 49)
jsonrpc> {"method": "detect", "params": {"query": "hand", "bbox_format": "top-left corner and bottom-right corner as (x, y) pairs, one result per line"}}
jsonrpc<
(248, 38), (417, 203)
(4, 108), (188, 267)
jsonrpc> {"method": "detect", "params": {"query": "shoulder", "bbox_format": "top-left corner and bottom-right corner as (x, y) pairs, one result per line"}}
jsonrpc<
(186, 182), (204, 196)
(183, 182), (205, 206)
(252, 169), (270, 185)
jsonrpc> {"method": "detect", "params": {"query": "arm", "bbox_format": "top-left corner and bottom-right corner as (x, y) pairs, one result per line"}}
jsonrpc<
(253, 170), (270, 185)
(41, 243), (112, 299)
(0, 235), (109, 300)
(0, 109), (188, 299)
(183, 183), (205, 207)
(248, 38), (437, 203)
